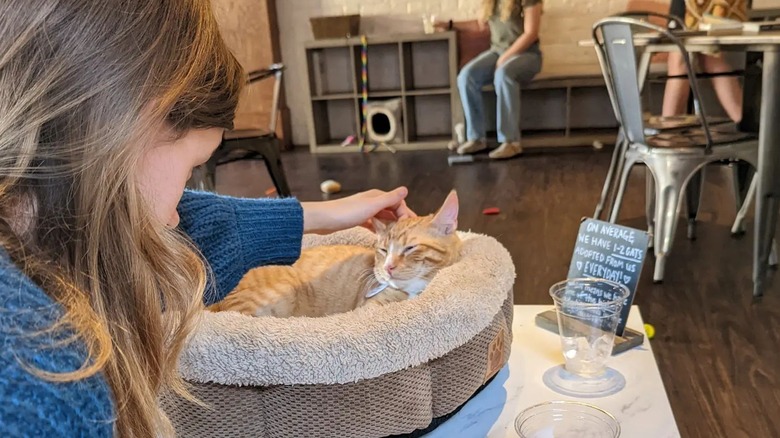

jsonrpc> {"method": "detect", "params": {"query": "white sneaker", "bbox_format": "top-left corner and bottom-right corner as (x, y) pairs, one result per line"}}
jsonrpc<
(457, 140), (488, 155)
(489, 142), (523, 160)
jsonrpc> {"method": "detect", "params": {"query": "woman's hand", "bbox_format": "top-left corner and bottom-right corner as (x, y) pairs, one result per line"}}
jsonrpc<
(496, 52), (512, 68)
(301, 187), (416, 234)
(496, 4), (541, 68)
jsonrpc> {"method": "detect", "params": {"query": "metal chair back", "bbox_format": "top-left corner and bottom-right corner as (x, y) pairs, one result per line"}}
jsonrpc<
(592, 17), (713, 151)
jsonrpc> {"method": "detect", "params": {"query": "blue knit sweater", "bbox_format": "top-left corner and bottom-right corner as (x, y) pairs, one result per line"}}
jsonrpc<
(0, 190), (303, 436)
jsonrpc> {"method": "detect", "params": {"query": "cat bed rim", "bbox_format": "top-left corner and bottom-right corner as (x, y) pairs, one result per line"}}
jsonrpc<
(178, 227), (514, 386)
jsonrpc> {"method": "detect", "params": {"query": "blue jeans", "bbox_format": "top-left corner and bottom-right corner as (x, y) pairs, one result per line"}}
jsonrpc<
(457, 50), (542, 142)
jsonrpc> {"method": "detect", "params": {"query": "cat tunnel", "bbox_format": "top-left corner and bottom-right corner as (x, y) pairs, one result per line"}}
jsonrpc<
(162, 227), (515, 438)
(366, 98), (404, 144)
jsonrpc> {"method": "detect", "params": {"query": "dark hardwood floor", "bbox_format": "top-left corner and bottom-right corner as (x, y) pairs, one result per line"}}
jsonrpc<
(216, 147), (780, 438)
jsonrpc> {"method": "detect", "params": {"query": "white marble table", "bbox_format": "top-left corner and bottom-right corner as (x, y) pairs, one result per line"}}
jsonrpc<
(424, 305), (679, 438)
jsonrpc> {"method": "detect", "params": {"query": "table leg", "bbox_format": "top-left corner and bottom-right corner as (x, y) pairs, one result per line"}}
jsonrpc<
(753, 49), (780, 298)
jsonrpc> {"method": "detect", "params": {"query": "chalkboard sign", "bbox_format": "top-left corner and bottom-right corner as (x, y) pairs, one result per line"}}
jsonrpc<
(567, 218), (649, 336)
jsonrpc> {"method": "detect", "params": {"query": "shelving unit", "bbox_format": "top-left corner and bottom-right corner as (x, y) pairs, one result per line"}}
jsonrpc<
(305, 32), (618, 153)
(310, 98), (357, 146)
(304, 32), (458, 153)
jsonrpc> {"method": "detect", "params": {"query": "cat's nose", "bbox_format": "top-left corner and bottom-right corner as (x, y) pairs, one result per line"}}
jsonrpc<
(385, 265), (395, 276)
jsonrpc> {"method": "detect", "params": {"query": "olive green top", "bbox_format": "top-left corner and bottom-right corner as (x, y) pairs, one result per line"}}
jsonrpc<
(488, 0), (542, 54)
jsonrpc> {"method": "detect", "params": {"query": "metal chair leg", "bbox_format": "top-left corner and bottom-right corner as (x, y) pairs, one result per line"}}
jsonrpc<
(646, 156), (701, 283)
(645, 168), (655, 249)
(755, 196), (779, 297)
(731, 161), (754, 235)
(606, 141), (628, 222)
(731, 173), (778, 268)
(608, 150), (634, 224)
(732, 175), (757, 235)
(595, 133), (625, 219)
(732, 161), (754, 210)
(685, 169), (703, 241)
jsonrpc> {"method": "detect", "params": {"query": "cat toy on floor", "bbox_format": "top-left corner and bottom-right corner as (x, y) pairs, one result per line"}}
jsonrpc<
(447, 154), (488, 166)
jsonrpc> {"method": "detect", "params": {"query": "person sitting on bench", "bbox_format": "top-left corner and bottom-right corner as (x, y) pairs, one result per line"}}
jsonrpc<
(450, 0), (543, 160)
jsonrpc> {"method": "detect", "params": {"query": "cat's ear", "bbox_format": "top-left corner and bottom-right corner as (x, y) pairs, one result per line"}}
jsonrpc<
(432, 190), (459, 235)
(371, 217), (388, 234)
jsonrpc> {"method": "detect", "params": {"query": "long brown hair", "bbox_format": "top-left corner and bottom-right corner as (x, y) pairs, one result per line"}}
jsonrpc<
(0, 0), (243, 436)
(481, 0), (522, 22)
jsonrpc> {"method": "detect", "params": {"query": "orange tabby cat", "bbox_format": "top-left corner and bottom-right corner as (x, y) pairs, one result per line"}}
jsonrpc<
(208, 191), (461, 318)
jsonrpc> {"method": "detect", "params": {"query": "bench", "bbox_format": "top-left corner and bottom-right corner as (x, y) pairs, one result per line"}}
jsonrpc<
(456, 72), (619, 149)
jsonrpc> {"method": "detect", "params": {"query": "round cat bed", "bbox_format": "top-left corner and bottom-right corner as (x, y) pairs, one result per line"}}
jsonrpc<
(163, 227), (515, 438)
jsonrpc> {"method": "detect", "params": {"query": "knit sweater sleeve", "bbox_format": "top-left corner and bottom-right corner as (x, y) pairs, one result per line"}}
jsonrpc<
(177, 190), (303, 305)
(0, 263), (115, 437)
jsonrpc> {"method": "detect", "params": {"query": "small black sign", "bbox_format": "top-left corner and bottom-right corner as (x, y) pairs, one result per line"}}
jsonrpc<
(567, 218), (649, 336)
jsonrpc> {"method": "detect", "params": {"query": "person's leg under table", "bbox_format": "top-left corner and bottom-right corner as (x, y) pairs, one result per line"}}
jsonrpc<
(491, 50), (542, 160)
(754, 48), (780, 298)
(700, 53), (744, 123)
(662, 50), (691, 117)
(455, 50), (499, 154)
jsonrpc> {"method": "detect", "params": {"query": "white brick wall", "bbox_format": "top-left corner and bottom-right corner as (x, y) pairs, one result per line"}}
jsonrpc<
(277, 0), (664, 145)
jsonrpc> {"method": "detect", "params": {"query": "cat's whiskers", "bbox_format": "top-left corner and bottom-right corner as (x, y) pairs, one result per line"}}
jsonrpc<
(357, 267), (380, 291)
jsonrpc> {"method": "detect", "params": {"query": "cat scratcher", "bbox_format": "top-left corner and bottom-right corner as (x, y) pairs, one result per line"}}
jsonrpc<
(162, 227), (515, 438)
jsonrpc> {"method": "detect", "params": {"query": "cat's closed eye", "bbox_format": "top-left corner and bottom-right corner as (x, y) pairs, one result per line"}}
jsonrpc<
(403, 245), (418, 255)
(377, 248), (387, 255)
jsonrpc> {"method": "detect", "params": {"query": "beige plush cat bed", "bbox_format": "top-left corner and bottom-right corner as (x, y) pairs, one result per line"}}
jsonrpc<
(162, 228), (515, 438)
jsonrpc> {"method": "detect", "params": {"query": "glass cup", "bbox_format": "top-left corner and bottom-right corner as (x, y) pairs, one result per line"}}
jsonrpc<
(551, 278), (628, 376)
(515, 401), (620, 438)
(543, 278), (630, 397)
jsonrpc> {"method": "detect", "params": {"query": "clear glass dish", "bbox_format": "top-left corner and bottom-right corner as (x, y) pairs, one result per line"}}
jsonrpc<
(515, 401), (620, 438)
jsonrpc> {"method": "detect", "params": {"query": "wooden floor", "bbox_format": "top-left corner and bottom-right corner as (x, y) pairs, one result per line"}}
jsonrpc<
(217, 147), (780, 438)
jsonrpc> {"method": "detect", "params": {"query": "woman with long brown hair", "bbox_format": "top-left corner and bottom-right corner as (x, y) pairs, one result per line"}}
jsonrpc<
(0, 1), (413, 436)
(450, 0), (543, 159)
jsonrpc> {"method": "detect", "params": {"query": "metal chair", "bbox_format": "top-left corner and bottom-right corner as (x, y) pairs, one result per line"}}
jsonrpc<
(189, 63), (291, 197)
(593, 11), (733, 223)
(593, 17), (758, 282)
(632, 10), (749, 238)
